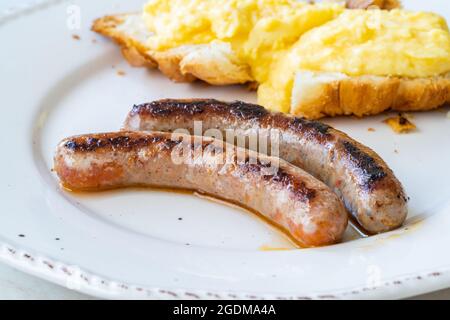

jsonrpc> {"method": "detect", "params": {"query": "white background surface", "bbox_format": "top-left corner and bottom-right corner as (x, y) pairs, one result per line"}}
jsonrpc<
(0, 0), (449, 300)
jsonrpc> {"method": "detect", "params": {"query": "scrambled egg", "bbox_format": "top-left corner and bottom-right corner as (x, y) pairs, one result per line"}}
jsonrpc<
(290, 9), (450, 78)
(143, 0), (450, 113)
(143, 0), (342, 83)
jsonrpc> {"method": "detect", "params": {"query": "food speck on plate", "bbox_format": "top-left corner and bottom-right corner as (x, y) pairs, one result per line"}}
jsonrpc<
(383, 114), (417, 133)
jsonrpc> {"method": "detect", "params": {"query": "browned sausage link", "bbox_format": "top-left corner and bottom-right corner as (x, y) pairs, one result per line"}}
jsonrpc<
(123, 99), (408, 233)
(54, 131), (347, 247)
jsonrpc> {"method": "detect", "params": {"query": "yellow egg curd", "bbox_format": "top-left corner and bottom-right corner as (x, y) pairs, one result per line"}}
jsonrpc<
(143, 0), (450, 113)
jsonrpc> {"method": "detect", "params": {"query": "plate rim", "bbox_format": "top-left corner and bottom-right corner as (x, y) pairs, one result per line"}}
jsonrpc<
(2, 240), (450, 300)
(2, 0), (450, 300)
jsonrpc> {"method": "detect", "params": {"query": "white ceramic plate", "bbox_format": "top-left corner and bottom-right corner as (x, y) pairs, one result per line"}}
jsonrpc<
(1, 0), (450, 300)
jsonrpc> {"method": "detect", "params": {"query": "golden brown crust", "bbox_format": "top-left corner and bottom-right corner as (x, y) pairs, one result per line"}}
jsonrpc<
(151, 49), (197, 83)
(339, 76), (401, 116)
(92, 15), (158, 69)
(92, 15), (197, 82)
(393, 76), (450, 111)
(291, 72), (450, 119)
(92, 15), (252, 84)
(345, 0), (401, 9)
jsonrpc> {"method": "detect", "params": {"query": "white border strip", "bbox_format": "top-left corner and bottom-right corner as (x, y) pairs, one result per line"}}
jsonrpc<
(1, 0), (450, 300)
(2, 241), (450, 300)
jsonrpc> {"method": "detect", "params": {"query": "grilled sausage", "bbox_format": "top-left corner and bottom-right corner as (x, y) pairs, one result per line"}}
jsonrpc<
(54, 131), (348, 247)
(123, 99), (408, 233)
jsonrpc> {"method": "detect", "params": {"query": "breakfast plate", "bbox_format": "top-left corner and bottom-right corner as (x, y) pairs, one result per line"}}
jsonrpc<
(1, 0), (450, 299)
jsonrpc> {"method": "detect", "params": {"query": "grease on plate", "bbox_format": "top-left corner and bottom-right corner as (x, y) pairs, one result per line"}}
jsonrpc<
(360, 219), (423, 249)
(259, 245), (292, 251)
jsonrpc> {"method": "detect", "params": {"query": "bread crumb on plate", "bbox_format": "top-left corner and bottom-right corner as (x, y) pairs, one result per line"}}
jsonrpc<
(383, 114), (416, 133)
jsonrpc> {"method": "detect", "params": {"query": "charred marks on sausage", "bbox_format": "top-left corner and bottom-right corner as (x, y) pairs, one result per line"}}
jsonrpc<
(263, 113), (331, 145)
(227, 100), (269, 120)
(131, 99), (269, 120)
(285, 116), (331, 137)
(63, 133), (183, 153)
(130, 99), (330, 144)
(160, 138), (183, 150)
(131, 100), (206, 117)
(132, 99), (332, 142)
(397, 192), (409, 202)
(238, 157), (316, 203)
(342, 141), (387, 190)
(269, 169), (316, 202)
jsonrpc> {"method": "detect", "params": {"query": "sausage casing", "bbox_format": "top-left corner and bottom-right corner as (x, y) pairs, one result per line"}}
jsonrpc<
(124, 99), (408, 233)
(54, 131), (348, 247)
